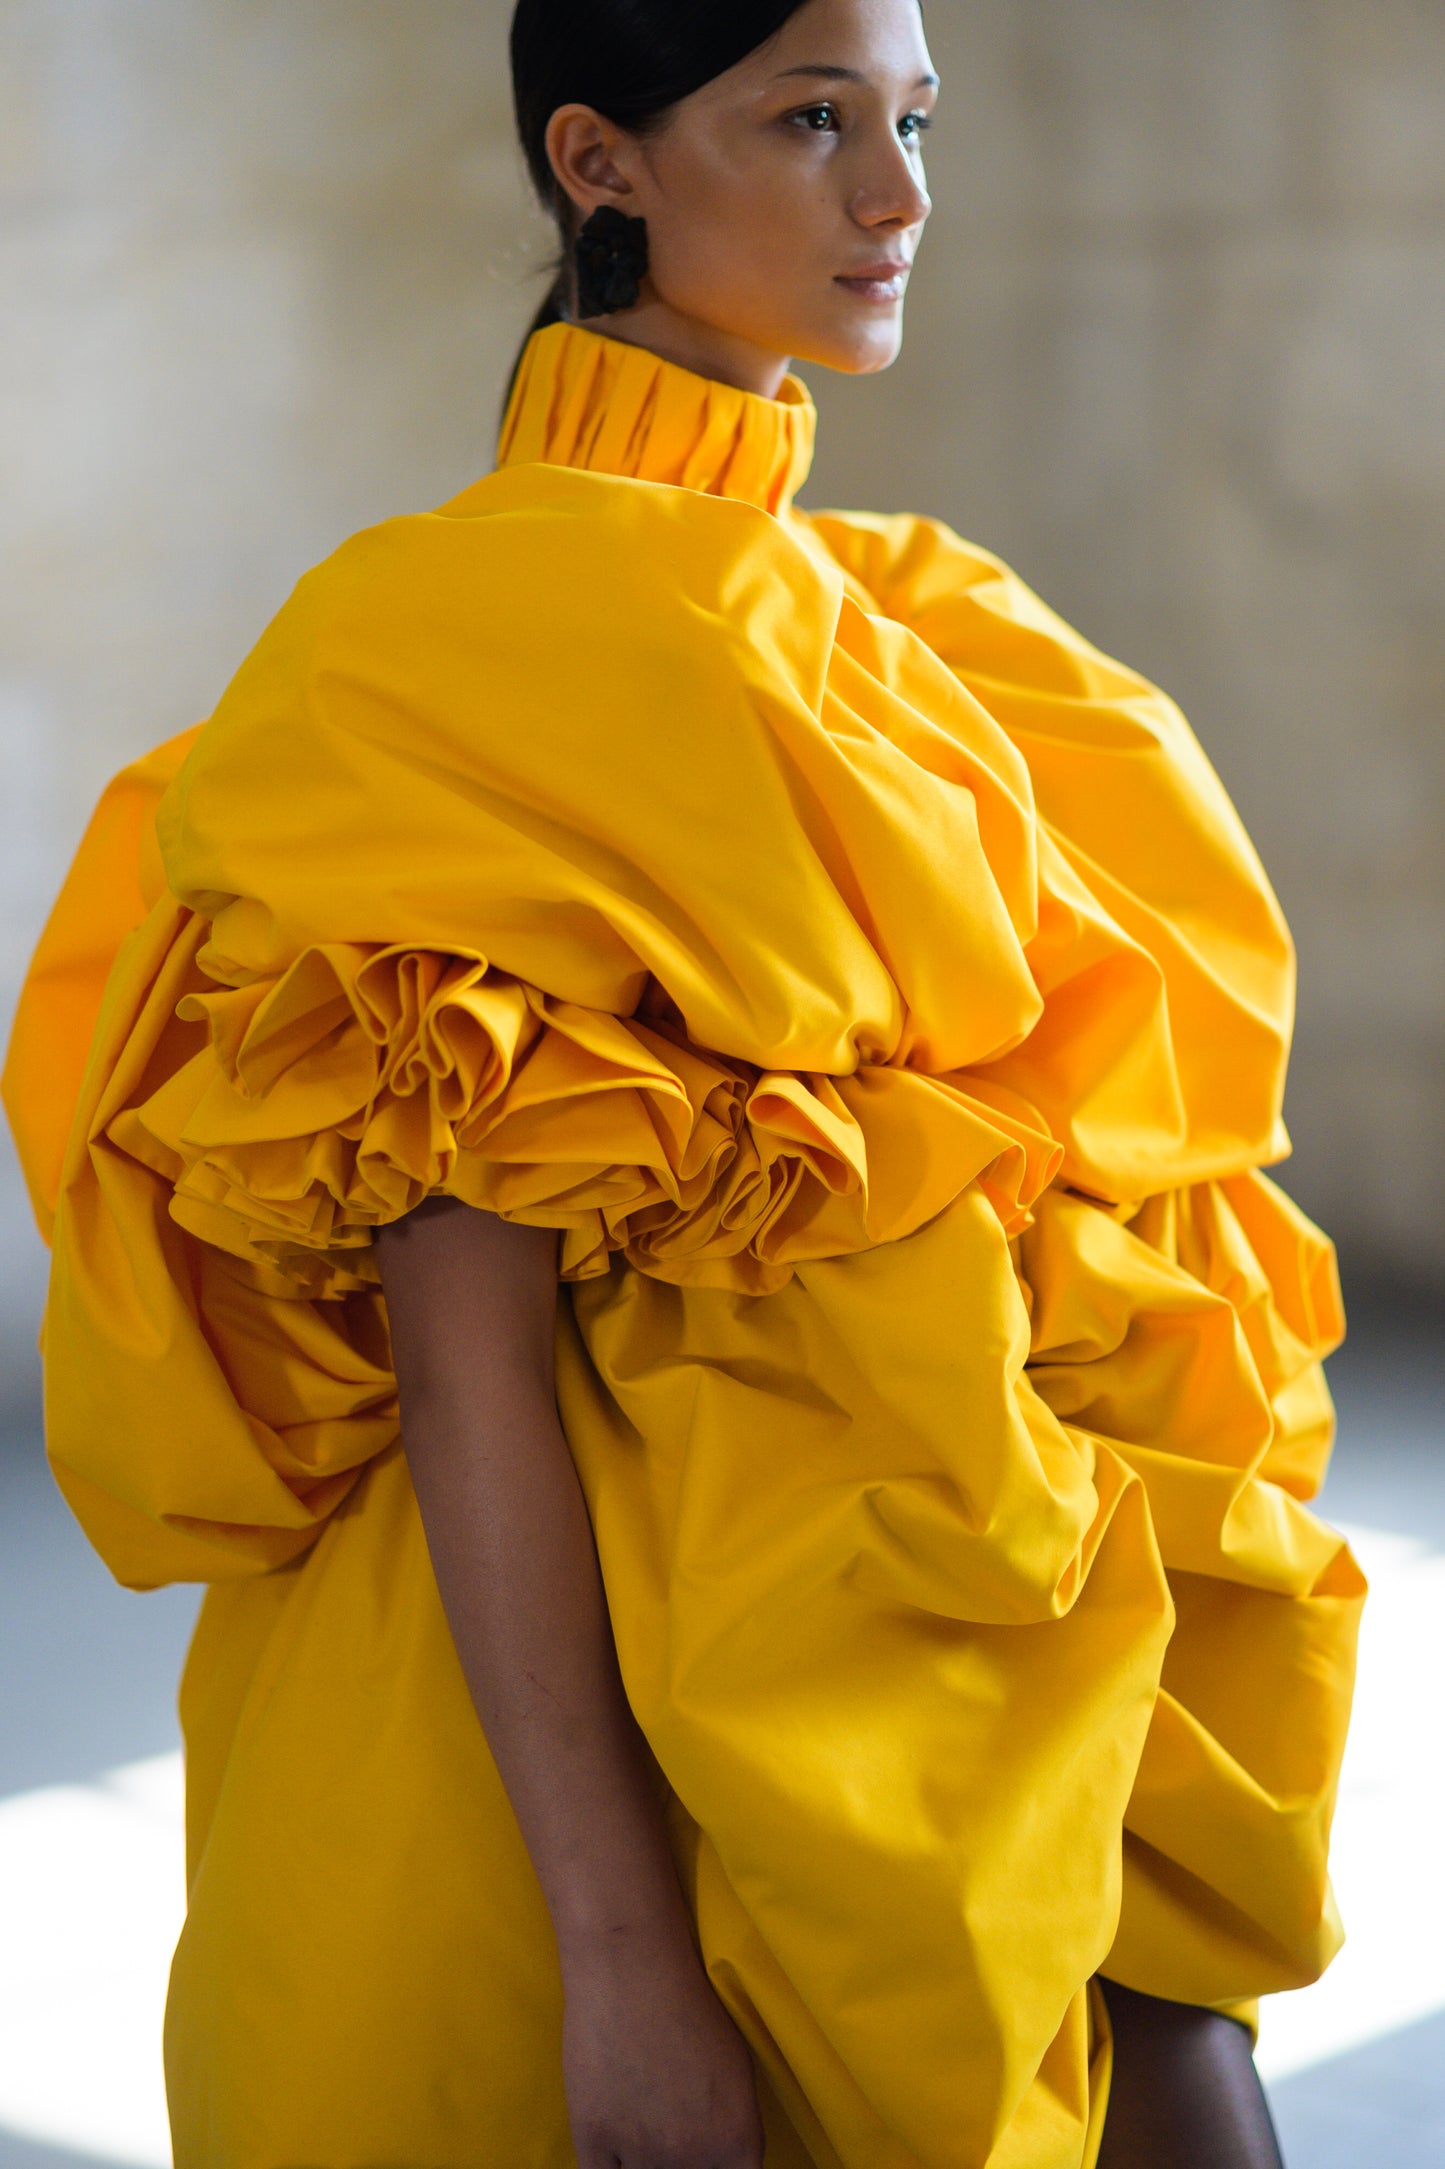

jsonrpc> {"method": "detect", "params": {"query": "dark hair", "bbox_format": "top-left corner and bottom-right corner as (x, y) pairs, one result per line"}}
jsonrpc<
(507, 0), (810, 366)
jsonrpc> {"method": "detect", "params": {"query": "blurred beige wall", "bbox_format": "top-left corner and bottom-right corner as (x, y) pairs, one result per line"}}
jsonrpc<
(3, 1), (1442, 1407)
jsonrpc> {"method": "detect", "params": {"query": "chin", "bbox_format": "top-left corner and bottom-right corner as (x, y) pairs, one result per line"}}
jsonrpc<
(799, 321), (906, 377)
(853, 334), (905, 376)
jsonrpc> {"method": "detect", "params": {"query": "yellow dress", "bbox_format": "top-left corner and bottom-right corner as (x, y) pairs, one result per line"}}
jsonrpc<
(3, 323), (1362, 2169)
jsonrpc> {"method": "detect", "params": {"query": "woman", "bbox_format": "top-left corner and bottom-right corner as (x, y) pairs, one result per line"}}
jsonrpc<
(3, 1), (1362, 2164)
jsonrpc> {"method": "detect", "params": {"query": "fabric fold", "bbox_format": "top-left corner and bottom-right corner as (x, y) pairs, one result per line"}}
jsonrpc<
(803, 509), (1297, 1197)
(119, 928), (1062, 1298)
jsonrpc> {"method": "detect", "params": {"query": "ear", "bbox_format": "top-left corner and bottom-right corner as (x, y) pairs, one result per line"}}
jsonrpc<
(545, 105), (641, 224)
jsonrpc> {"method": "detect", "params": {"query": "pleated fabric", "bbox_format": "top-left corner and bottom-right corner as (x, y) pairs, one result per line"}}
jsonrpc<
(2, 322), (1361, 2169)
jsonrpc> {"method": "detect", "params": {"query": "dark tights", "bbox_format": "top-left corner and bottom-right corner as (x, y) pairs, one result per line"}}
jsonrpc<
(1097, 1980), (1286, 2169)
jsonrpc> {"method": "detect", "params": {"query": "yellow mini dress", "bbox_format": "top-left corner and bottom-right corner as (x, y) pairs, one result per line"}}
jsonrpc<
(4, 322), (1362, 2169)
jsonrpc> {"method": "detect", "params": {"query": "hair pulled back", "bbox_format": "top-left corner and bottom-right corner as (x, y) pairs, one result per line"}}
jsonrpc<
(508, 0), (810, 356)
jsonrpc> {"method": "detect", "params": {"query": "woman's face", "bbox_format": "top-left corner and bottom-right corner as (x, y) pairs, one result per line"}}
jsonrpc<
(546, 0), (937, 396)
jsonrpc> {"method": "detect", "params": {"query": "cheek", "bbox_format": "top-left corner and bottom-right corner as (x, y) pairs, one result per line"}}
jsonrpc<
(646, 151), (822, 311)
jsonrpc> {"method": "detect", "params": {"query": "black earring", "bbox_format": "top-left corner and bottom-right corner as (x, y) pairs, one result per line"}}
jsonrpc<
(574, 205), (650, 318)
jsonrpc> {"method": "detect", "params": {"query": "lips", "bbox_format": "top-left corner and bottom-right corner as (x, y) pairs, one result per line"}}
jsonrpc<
(835, 262), (913, 301)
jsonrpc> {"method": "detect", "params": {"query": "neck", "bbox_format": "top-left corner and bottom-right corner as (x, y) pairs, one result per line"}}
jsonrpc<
(571, 299), (792, 400)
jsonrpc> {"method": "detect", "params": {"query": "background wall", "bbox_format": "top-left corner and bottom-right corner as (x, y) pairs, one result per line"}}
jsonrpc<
(3, 0), (1442, 1417)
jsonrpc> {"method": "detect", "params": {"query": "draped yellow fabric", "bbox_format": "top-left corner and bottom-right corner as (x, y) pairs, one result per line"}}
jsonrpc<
(4, 322), (1361, 2169)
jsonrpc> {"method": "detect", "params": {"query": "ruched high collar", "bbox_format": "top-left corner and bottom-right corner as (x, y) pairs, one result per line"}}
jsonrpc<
(496, 320), (816, 515)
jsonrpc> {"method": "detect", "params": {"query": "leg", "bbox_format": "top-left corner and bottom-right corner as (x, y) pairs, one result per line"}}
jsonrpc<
(1097, 1979), (1285, 2169)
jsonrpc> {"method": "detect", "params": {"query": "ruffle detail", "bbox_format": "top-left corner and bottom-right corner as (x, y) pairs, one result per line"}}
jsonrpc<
(121, 939), (1062, 1299)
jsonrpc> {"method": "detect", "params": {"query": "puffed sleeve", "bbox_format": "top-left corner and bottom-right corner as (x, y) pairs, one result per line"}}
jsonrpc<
(23, 477), (1061, 1586)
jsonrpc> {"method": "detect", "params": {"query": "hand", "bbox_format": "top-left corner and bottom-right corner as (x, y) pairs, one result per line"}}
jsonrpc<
(561, 1924), (765, 2168)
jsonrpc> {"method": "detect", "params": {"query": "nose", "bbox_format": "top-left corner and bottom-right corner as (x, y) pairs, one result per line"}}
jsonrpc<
(851, 130), (931, 234)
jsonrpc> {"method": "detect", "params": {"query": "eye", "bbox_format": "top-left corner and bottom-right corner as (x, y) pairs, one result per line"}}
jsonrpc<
(789, 102), (841, 133)
(899, 110), (933, 144)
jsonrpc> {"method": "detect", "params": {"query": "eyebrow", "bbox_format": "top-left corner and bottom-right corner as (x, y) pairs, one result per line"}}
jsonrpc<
(774, 65), (940, 90)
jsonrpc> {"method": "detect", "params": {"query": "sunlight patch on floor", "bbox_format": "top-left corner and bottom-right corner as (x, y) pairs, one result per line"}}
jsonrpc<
(0, 1753), (182, 2168)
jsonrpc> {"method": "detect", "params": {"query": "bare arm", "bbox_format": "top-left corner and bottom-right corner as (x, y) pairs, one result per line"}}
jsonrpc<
(376, 1199), (762, 2169)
